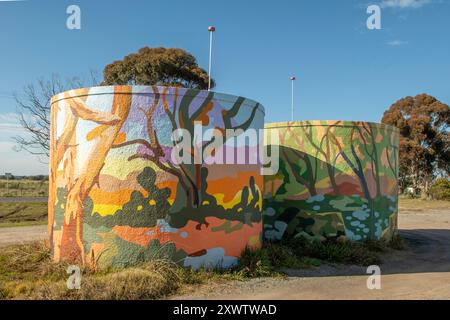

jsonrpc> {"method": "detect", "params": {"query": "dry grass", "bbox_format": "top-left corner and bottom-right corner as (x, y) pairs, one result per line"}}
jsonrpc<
(0, 179), (48, 198)
(399, 197), (450, 212)
(0, 241), (254, 300)
(28, 262), (182, 300)
(0, 202), (48, 227)
(0, 241), (186, 300)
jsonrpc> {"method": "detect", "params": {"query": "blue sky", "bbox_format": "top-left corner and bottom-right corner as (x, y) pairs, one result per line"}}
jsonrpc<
(0, 0), (449, 174)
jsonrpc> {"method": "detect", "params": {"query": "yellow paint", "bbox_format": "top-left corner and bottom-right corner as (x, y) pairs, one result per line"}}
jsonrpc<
(213, 185), (263, 210)
(248, 235), (260, 247)
(101, 153), (160, 180)
(92, 204), (123, 217)
(86, 125), (109, 141)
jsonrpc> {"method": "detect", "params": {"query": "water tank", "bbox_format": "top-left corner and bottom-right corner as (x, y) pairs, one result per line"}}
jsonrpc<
(49, 86), (265, 269)
(263, 120), (399, 242)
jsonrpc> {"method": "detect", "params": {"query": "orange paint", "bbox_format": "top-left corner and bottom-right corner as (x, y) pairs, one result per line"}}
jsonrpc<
(113, 217), (262, 258)
(206, 171), (263, 203)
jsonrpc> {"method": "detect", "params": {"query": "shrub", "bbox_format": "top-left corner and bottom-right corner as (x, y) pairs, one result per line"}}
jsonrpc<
(236, 246), (275, 277)
(282, 237), (382, 266)
(429, 178), (450, 201)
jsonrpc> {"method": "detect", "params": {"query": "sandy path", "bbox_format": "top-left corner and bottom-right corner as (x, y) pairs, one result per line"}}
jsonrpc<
(0, 225), (47, 248)
(174, 208), (450, 300)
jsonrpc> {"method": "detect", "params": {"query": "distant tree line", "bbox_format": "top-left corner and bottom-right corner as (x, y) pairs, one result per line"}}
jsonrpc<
(0, 174), (48, 181)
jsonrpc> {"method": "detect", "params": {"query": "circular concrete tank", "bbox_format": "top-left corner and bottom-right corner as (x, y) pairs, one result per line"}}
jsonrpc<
(263, 120), (399, 242)
(49, 85), (265, 269)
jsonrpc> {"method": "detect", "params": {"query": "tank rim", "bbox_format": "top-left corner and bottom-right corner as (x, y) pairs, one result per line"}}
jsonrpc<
(50, 85), (265, 114)
(265, 120), (399, 132)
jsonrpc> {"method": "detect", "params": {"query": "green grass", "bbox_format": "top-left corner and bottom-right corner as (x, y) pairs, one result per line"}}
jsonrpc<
(235, 243), (322, 277)
(0, 202), (48, 227)
(0, 179), (48, 198)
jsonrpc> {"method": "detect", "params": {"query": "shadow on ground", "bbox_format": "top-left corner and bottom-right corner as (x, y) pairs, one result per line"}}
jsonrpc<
(281, 229), (450, 278)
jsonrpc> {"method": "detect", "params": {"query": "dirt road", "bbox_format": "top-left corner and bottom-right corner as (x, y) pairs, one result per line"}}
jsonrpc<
(0, 225), (47, 248)
(175, 208), (450, 300)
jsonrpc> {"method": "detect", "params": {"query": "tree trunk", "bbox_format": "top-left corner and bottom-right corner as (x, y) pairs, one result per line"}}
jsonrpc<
(58, 87), (132, 264)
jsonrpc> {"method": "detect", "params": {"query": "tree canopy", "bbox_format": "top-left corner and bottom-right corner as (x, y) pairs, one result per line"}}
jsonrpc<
(102, 47), (214, 90)
(14, 48), (214, 158)
(381, 94), (449, 195)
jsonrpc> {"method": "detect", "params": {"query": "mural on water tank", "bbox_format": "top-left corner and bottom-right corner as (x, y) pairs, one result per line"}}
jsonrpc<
(49, 85), (264, 269)
(263, 121), (399, 242)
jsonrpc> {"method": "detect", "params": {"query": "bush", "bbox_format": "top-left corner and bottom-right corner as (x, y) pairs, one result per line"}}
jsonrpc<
(236, 246), (276, 277)
(429, 178), (450, 201)
(283, 237), (381, 266)
(235, 242), (323, 278)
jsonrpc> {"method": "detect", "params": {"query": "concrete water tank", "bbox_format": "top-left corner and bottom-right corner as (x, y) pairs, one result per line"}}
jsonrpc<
(263, 120), (399, 242)
(49, 86), (265, 269)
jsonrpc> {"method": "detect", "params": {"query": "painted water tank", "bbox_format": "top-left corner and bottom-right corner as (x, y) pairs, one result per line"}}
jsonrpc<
(263, 121), (399, 242)
(49, 86), (265, 269)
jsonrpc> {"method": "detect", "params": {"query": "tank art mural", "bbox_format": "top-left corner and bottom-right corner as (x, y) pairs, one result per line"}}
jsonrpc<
(49, 86), (264, 269)
(264, 121), (399, 242)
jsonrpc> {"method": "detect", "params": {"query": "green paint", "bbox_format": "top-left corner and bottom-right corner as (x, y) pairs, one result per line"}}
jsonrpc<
(264, 121), (399, 242)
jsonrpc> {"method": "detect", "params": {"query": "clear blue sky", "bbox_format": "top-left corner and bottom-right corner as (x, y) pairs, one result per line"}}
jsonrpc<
(0, 0), (449, 174)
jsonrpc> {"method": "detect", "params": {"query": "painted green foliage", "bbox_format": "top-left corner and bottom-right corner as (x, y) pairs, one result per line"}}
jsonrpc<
(86, 167), (171, 228)
(169, 168), (262, 229)
(264, 121), (399, 242)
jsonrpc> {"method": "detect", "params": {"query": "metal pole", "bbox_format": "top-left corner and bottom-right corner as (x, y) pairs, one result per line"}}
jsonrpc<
(290, 76), (296, 121)
(208, 26), (215, 91)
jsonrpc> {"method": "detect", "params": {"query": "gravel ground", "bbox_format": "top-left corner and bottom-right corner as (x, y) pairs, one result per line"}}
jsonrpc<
(0, 225), (47, 247)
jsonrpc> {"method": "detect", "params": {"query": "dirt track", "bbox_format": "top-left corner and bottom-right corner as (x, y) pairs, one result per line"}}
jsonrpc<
(0, 225), (46, 248)
(175, 208), (450, 300)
